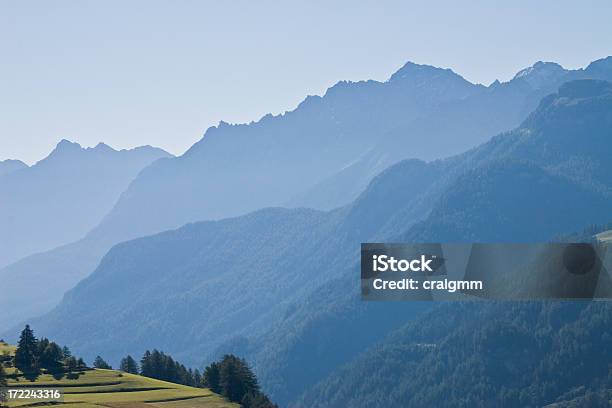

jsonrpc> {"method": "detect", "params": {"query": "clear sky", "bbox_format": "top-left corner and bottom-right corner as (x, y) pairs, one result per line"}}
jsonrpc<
(2, 0), (612, 164)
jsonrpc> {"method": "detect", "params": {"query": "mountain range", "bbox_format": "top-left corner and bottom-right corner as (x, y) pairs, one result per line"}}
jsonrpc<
(247, 79), (612, 405)
(11, 77), (612, 407)
(4, 58), (612, 332)
(0, 142), (171, 327)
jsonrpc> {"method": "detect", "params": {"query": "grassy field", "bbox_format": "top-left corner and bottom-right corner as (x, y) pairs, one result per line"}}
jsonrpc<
(0, 342), (16, 355)
(1, 342), (237, 408)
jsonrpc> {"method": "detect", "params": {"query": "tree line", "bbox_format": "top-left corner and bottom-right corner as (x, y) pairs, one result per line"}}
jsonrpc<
(0, 356), (7, 408)
(10, 325), (86, 380)
(118, 351), (277, 407)
(2, 326), (277, 408)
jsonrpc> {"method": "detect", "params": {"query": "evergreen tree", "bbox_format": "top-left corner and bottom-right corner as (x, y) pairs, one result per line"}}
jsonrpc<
(93, 356), (111, 369)
(62, 346), (72, 360)
(0, 364), (7, 407)
(187, 368), (195, 386)
(77, 358), (86, 370)
(218, 355), (258, 403)
(37, 338), (49, 356)
(140, 350), (152, 376)
(203, 362), (221, 393)
(66, 357), (78, 373)
(120, 355), (139, 374)
(203, 355), (275, 406)
(39, 342), (63, 371)
(241, 391), (279, 408)
(0, 363), (7, 387)
(194, 368), (203, 388)
(14, 325), (39, 374)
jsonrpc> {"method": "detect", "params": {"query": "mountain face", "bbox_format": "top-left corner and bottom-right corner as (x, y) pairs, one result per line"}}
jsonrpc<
(247, 79), (612, 405)
(0, 159), (27, 177)
(512, 61), (567, 88)
(0, 140), (171, 269)
(291, 57), (612, 210)
(90, 62), (480, 245)
(15, 79), (612, 407)
(294, 301), (612, 408)
(19, 159), (438, 366)
(0, 60), (514, 331)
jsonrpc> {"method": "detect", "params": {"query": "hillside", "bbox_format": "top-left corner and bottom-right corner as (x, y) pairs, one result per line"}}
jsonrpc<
(9, 159), (445, 366)
(0, 340), (236, 408)
(294, 302), (612, 407)
(4, 368), (236, 407)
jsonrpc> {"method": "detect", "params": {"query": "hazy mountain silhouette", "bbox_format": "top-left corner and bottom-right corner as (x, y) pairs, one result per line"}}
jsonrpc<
(89, 61), (481, 245)
(13, 80), (612, 407)
(0, 59), (506, 330)
(0, 140), (171, 268)
(0, 159), (27, 177)
(290, 57), (612, 210)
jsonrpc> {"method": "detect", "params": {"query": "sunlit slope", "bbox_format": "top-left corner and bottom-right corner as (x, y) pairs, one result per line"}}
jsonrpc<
(5, 368), (237, 408)
(597, 230), (612, 243)
(0, 342), (16, 355)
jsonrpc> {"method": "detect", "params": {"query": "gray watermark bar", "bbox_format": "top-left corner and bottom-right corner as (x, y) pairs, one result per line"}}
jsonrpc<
(361, 243), (612, 300)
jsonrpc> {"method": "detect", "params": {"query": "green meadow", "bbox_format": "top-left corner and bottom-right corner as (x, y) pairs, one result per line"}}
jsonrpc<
(1, 342), (237, 408)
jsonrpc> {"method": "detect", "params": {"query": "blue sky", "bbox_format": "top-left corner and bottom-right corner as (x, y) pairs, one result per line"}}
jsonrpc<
(2, 0), (612, 164)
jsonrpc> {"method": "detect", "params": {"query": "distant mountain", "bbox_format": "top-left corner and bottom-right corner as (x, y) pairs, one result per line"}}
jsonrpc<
(0, 140), (171, 268)
(0, 59), (509, 330)
(90, 61), (480, 245)
(0, 159), (27, 177)
(17, 173), (434, 366)
(403, 79), (612, 242)
(512, 61), (567, 88)
(290, 57), (612, 210)
(14, 79), (612, 407)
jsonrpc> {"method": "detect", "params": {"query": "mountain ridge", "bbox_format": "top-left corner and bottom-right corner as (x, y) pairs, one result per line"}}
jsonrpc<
(0, 159), (27, 177)
(0, 140), (172, 325)
(13, 79), (612, 407)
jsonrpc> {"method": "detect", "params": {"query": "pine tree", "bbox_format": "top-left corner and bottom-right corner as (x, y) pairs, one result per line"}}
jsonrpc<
(194, 369), (203, 388)
(39, 342), (63, 371)
(0, 363), (7, 388)
(93, 356), (111, 369)
(241, 391), (279, 408)
(203, 362), (221, 393)
(77, 358), (86, 369)
(120, 355), (139, 374)
(0, 364), (7, 407)
(62, 346), (72, 360)
(203, 355), (275, 406)
(217, 355), (259, 403)
(66, 356), (78, 373)
(14, 325), (39, 374)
